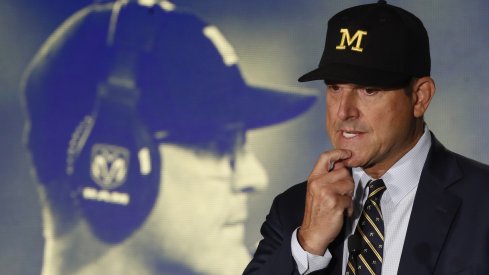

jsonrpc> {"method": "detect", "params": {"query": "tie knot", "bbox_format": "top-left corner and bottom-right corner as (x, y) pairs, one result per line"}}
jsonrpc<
(367, 179), (386, 199)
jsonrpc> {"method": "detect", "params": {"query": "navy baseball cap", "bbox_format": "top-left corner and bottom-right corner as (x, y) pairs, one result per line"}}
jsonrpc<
(299, 0), (430, 87)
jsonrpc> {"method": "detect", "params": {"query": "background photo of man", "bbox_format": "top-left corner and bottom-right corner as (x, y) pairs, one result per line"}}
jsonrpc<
(20, 1), (315, 274)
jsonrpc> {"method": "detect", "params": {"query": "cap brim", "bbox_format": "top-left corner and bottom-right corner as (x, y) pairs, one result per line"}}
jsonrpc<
(298, 63), (411, 87)
(238, 85), (317, 129)
(146, 83), (317, 133)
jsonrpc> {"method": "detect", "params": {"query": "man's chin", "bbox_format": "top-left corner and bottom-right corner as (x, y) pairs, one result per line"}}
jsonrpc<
(221, 224), (246, 243)
(341, 155), (367, 168)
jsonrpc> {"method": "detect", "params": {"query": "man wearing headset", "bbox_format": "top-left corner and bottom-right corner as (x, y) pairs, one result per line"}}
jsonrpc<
(21, 1), (315, 274)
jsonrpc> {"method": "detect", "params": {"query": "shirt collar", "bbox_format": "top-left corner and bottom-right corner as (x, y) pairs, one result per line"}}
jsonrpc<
(352, 126), (432, 206)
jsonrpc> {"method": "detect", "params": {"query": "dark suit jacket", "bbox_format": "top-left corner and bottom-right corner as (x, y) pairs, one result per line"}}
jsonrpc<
(244, 135), (489, 274)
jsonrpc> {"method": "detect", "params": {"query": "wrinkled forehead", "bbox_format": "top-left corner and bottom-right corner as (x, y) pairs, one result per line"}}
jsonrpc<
(324, 79), (412, 90)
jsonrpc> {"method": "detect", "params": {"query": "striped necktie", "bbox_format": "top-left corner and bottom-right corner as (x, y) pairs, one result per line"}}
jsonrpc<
(346, 179), (386, 275)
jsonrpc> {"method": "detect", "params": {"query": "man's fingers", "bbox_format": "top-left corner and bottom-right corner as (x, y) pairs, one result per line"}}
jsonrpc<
(331, 160), (347, 171)
(309, 175), (353, 196)
(310, 149), (352, 175)
(346, 199), (354, 217)
(301, 149), (355, 255)
(332, 179), (354, 197)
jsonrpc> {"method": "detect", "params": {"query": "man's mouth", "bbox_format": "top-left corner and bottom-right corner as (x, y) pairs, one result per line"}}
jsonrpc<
(341, 130), (362, 139)
(222, 220), (246, 241)
(224, 219), (245, 227)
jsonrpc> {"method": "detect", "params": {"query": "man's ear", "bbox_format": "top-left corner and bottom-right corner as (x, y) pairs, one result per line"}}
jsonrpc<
(412, 77), (436, 118)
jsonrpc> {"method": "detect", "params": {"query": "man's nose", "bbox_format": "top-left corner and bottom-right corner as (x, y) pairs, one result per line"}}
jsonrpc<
(337, 90), (360, 121)
(231, 148), (269, 193)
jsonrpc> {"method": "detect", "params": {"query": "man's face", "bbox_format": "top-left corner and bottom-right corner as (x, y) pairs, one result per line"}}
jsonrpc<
(326, 83), (420, 174)
(142, 141), (268, 275)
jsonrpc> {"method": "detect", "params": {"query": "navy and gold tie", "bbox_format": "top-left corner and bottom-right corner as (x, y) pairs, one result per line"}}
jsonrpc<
(346, 179), (386, 275)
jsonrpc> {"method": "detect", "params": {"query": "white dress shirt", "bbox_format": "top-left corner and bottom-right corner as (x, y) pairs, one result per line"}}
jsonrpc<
(292, 127), (432, 274)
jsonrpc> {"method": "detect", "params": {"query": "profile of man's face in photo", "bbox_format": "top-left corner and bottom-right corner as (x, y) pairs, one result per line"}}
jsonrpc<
(140, 141), (268, 274)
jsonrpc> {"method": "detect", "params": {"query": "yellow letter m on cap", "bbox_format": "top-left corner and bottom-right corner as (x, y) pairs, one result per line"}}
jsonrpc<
(335, 28), (368, 52)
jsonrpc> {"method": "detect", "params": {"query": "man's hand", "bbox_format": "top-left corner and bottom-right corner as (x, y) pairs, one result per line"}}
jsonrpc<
(298, 149), (354, 255)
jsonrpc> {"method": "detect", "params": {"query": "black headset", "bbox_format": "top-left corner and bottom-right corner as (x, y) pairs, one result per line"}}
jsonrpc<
(65, 1), (163, 243)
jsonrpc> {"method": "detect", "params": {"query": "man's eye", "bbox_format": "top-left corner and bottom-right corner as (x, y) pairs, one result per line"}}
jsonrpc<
(327, 85), (341, 92)
(362, 88), (380, 96)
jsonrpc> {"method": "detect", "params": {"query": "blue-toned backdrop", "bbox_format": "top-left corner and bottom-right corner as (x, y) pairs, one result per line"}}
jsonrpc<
(0, 0), (488, 274)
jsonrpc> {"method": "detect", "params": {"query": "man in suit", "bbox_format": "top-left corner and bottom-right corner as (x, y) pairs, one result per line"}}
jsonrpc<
(244, 1), (489, 274)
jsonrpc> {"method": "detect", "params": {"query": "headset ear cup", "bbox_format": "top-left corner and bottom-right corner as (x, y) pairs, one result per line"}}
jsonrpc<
(69, 83), (160, 244)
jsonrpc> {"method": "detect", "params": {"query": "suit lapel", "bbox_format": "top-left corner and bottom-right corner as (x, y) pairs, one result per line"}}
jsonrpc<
(397, 134), (462, 275)
(310, 226), (345, 275)
(329, 229), (346, 275)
